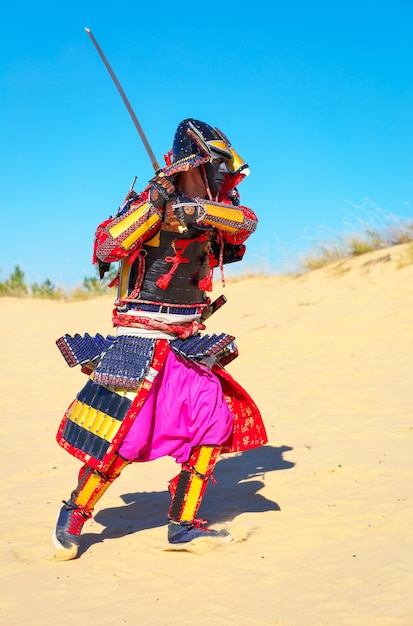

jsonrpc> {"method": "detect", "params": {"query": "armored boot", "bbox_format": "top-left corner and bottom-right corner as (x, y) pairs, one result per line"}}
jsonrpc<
(53, 454), (129, 561)
(167, 445), (232, 545)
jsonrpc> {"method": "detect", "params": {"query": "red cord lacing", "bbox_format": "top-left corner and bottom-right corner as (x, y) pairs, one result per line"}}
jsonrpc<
(112, 312), (205, 339)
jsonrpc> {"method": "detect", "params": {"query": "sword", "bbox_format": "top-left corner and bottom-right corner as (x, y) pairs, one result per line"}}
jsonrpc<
(84, 27), (160, 172)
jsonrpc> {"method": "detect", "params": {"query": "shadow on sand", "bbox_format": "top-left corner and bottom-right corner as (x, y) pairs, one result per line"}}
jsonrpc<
(80, 445), (294, 555)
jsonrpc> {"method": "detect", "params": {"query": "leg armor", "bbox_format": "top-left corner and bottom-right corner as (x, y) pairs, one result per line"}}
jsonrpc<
(167, 445), (232, 545)
(53, 454), (129, 561)
(168, 445), (221, 523)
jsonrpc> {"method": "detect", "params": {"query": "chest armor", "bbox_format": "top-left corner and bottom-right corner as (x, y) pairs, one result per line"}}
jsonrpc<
(125, 226), (214, 305)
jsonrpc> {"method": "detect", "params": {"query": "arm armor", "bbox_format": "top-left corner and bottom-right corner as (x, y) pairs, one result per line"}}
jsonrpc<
(195, 199), (257, 245)
(94, 197), (163, 263)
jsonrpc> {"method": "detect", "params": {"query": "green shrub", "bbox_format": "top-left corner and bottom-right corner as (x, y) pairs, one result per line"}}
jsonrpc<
(71, 265), (118, 299)
(0, 266), (29, 297)
(31, 279), (63, 299)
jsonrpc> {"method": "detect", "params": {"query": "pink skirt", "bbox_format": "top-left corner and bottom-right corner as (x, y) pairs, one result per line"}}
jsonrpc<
(118, 350), (234, 464)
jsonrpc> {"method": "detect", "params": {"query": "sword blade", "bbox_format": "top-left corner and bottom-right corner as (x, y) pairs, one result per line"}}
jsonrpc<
(85, 27), (160, 171)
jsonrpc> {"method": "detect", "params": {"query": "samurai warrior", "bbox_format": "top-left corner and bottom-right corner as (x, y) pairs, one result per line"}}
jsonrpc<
(53, 118), (267, 560)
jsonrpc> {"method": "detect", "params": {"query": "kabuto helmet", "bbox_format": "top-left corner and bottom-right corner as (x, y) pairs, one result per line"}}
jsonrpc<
(164, 118), (250, 197)
(172, 118), (231, 166)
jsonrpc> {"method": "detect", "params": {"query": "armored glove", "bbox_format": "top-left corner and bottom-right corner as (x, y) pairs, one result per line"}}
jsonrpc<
(148, 173), (176, 208)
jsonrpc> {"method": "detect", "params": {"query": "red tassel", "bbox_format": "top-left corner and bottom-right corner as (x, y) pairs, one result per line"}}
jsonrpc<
(198, 274), (212, 292)
(199, 253), (218, 292)
(156, 272), (173, 290)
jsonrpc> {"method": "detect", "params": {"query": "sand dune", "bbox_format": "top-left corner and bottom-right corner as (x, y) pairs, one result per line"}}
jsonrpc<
(1, 243), (412, 625)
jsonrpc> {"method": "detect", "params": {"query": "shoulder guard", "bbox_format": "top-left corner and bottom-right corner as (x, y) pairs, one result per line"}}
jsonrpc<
(194, 199), (257, 244)
(94, 198), (163, 263)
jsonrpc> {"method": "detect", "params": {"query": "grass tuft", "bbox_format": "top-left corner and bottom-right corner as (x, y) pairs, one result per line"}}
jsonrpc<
(299, 211), (413, 272)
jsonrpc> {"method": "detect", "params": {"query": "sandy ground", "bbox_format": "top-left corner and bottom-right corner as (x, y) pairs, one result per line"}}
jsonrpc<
(1, 243), (412, 626)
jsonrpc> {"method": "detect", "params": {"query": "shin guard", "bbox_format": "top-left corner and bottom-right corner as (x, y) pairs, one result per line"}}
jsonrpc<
(72, 454), (130, 513)
(53, 454), (129, 560)
(168, 445), (221, 524)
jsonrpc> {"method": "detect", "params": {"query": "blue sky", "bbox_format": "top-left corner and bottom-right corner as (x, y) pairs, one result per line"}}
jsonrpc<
(1, 1), (412, 288)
